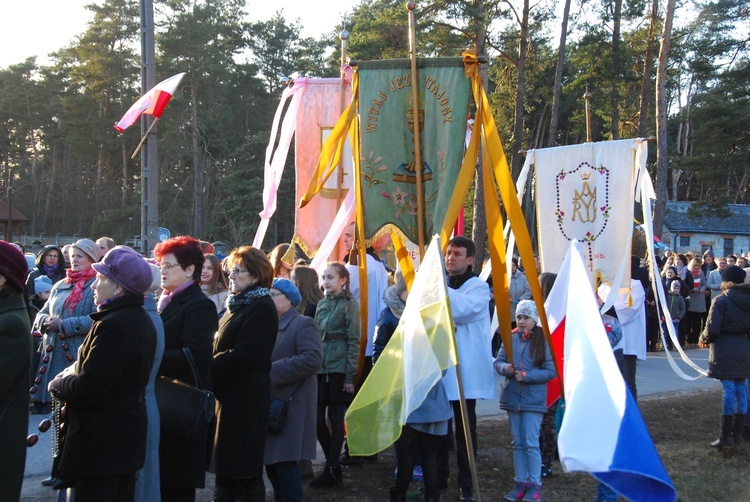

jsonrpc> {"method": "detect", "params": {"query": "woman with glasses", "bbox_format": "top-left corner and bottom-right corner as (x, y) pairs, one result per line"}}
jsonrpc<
(153, 236), (218, 502)
(210, 246), (278, 501)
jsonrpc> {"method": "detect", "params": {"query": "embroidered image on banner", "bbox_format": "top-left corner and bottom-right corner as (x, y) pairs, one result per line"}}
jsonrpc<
(357, 59), (470, 243)
(295, 79), (353, 257)
(534, 140), (647, 289)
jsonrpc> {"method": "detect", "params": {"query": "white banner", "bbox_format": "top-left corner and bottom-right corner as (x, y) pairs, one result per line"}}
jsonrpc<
(533, 139), (647, 291)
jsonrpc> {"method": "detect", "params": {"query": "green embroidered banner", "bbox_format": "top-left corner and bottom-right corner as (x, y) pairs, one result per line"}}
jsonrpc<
(358, 58), (470, 243)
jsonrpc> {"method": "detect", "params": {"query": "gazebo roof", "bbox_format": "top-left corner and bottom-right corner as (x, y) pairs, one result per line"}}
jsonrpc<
(0, 199), (29, 223)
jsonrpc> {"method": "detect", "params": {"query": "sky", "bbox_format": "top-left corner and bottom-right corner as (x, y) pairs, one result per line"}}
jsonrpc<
(0, 0), (356, 68)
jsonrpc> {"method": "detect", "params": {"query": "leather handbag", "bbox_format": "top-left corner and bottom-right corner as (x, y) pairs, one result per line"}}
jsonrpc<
(267, 380), (304, 435)
(155, 347), (215, 440)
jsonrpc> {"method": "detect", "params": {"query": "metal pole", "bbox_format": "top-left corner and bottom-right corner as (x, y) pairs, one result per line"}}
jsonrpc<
(407, 1), (425, 260)
(5, 168), (13, 242)
(140, 0), (158, 256)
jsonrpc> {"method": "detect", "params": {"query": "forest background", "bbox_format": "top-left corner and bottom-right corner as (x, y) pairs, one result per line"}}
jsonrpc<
(1, 0), (748, 262)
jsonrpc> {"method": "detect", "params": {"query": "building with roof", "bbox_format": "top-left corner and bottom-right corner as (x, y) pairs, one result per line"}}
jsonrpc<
(0, 199), (29, 240)
(661, 201), (750, 257)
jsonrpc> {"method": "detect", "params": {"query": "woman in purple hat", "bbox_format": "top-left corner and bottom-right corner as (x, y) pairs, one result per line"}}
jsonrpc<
(48, 246), (157, 500)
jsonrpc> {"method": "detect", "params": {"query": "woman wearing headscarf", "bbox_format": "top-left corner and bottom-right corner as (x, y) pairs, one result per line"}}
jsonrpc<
(25, 244), (66, 297)
(154, 236), (218, 502)
(31, 239), (102, 416)
(211, 246), (278, 501)
(0, 241), (33, 502)
(264, 278), (322, 502)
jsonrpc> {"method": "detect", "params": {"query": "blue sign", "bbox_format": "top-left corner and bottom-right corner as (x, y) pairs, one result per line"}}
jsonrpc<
(158, 227), (171, 242)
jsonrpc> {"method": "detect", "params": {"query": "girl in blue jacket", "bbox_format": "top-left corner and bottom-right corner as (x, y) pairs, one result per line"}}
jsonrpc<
(494, 300), (556, 502)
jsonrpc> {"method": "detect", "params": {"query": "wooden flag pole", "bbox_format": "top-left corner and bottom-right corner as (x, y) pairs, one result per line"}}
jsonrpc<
(584, 86), (592, 143)
(407, 1), (426, 260)
(336, 30), (350, 261)
(131, 117), (159, 160)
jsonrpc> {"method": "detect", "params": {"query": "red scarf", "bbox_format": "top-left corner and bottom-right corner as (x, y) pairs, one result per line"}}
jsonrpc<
(63, 267), (97, 312)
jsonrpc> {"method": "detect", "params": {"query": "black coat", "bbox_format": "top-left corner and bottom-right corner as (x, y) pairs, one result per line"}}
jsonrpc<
(700, 283), (750, 380)
(211, 290), (278, 478)
(55, 295), (156, 482)
(158, 281), (218, 488)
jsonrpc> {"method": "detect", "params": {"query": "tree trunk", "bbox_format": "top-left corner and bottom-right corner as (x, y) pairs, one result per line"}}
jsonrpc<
(610, 0), (623, 140)
(638, 0), (658, 137)
(654, 0), (677, 239)
(471, 0), (488, 270)
(547, 0), (572, 147)
(510, 0), (530, 180)
(191, 82), (204, 237)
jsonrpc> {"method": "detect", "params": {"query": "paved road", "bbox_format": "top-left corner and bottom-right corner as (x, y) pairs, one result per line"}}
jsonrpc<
(21, 348), (717, 500)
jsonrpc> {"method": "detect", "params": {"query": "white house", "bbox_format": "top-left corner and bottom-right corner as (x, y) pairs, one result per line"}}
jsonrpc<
(661, 201), (750, 257)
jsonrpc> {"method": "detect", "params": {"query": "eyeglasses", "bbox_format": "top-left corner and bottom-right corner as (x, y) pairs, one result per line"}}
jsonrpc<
(229, 268), (249, 276)
(159, 262), (180, 271)
(269, 291), (286, 298)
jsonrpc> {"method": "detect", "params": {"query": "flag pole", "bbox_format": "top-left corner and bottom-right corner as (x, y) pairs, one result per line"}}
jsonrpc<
(131, 117), (159, 160)
(336, 29), (350, 261)
(407, 1), (426, 260)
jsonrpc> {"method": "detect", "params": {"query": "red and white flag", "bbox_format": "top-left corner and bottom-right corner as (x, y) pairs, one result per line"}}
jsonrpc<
(544, 244), (570, 407)
(114, 73), (185, 132)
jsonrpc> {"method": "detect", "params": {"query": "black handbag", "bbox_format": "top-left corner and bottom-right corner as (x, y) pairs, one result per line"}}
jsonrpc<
(267, 380), (304, 435)
(155, 347), (215, 440)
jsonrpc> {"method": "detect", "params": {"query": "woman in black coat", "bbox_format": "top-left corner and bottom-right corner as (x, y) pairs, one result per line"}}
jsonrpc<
(154, 236), (219, 502)
(211, 246), (278, 502)
(699, 265), (750, 449)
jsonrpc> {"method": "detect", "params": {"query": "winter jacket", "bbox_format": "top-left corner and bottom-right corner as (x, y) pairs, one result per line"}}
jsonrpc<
(686, 270), (707, 313)
(706, 268), (724, 301)
(699, 283), (750, 380)
(24, 245), (66, 297)
(264, 308), (322, 465)
(0, 291), (32, 502)
(54, 294), (156, 483)
(314, 292), (360, 384)
(211, 288), (278, 479)
(494, 326), (556, 414)
(158, 281), (217, 489)
(31, 275), (96, 404)
(665, 292), (686, 322)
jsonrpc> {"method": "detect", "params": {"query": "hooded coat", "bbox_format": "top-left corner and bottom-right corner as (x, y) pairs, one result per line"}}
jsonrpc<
(700, 283), (750, 379)
(25, 245), (66, 297)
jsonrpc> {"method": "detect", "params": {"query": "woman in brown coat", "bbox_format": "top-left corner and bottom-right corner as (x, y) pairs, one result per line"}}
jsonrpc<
(264, 278), (322, 501)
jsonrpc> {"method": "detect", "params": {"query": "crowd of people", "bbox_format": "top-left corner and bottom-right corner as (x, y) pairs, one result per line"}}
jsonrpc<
(2, 235), (750, 502)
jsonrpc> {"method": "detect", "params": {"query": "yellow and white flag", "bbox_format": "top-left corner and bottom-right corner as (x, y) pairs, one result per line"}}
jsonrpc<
(345, 235), (456, 455)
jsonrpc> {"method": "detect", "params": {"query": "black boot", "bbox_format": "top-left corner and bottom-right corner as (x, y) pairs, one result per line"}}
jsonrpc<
(310, 464), (342, 488)
(710, 415), (734, 448)
(734, 414), (746, 447)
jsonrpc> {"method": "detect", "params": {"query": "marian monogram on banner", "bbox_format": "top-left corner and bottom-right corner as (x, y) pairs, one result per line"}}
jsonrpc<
(555, 162), (611, 272)
(533, 139), (644, 290)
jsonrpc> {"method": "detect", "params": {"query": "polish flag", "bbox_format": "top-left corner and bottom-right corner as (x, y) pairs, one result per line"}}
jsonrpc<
(544, 254), (568, 407)
(114, 73), (185, 132)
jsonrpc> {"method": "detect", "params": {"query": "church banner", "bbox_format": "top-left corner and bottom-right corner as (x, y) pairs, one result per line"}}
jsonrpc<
(532, 139), (648, 289)
(357, 58), (470, 243)
(294, 78), (353, 257)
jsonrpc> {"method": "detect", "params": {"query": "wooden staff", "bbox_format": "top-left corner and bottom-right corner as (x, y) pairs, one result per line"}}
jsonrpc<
(584, 87), (592, 143)
(407, 1), (425, 260)
(131, 116), (159, 159)
(336, 30), (350, 261)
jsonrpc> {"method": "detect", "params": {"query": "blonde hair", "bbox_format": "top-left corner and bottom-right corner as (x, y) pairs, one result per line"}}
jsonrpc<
(202, 253), (228, 295)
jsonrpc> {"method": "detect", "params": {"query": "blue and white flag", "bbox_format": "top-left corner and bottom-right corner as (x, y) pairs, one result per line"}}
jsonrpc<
(556, 241), (677, 502)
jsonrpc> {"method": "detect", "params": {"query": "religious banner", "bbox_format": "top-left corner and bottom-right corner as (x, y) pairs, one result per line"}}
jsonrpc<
(532, 139), (648, 289)
(357, 58), (470, 243)
(294, 78), (353, 257)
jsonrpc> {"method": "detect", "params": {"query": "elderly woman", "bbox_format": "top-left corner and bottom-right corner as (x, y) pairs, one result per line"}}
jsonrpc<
(154, 236), (218, 502)
(265, 278), (323, 502)
(0, 242), (32, 502)
(25, 244), (66, 297)
(31, 239), (102, 416)
(48, 246), (157, 500)
(699, 265), (750, 450)
(211, 246), (278, 501)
